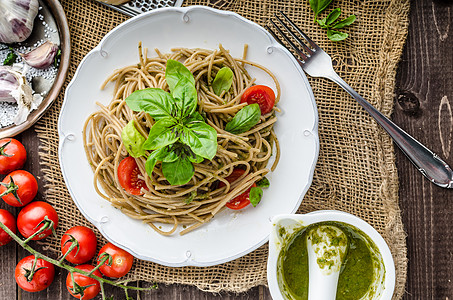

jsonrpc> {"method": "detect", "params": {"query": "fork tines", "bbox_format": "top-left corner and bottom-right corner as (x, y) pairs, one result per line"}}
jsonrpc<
(266, 11), (317, 64)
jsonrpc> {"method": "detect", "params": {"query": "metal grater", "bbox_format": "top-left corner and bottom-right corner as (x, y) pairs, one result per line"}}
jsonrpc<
(96, 0), (184, 17)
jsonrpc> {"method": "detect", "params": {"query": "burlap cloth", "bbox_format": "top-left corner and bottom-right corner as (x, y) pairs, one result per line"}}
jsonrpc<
(35, 0), (409, 298)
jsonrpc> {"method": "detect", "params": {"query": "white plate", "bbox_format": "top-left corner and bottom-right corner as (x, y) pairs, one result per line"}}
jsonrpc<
(59, 6), (319, 267)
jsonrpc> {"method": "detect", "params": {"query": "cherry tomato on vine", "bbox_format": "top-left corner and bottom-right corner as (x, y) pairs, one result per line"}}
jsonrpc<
(240, 85), (276, 115)
(15, 255), (55, 292)
(117, 157), (148, 195)
(66, 264), (101, 300)
(61, 226), (98, 264)
(219, 168), (255, 210)
(0, 170), (38, 207)
(0, 138), (26, 174)
(0, 209), (16, 246)
(97, 243), (134, 278)
(17, 201), (58, 240)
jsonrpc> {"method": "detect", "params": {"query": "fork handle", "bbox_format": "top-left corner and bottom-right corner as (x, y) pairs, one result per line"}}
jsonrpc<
(327, 73), (453, 188)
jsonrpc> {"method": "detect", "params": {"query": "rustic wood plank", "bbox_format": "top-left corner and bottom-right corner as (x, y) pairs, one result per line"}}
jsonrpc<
(394, 0), (453, 299)
(0, 202), (17, 300)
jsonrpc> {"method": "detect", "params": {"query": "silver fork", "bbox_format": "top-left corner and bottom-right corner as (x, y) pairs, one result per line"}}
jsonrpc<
(267, 11), (453, 188)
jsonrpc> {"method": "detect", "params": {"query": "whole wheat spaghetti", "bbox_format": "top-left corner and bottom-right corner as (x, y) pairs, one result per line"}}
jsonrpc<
(83, 44), (280, 235)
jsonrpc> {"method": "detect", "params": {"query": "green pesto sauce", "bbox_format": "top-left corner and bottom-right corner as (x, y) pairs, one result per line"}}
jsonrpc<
(280, 222), (374, 300)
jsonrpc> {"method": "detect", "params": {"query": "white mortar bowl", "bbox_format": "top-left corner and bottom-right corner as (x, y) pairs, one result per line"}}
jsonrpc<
(267, 210), (395, 300)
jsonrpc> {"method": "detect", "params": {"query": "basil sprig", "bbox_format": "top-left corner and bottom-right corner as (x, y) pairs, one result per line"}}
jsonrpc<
(309, 0), (356, 42)
(123, 59), (217, 186)
(212, 67), (234, 96)
(225, 103), (261, 134)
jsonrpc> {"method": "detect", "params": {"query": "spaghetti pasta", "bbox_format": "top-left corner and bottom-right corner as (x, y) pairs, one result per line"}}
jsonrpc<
(83, 44), (280, 235)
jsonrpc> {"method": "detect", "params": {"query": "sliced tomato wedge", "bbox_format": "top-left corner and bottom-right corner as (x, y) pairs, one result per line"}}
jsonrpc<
(240, 85), (276, 115)
(219, 168), (255, 210)
(117, 157), (148, 195)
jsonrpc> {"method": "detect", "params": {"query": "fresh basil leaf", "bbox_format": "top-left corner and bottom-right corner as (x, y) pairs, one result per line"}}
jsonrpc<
(188, 154), (204, 163)
(256, 177), (270, 188)
(145, 146), (180, 176)
(180, 121), (217, 160)
(161, 150), (179, 162)
(326, 8), (341, 25)
(3, 48), (17, 66)
(185, 111), (204, 123)
(212, 67), (234, 96)
(332, 15), (356, 29)
(225, 104), (261, 134)
(249, 187), (263, 207)
(162, 157), (194, 185)
(172, 76), (197, 119)
(121, 120), (146, 158)
(145, 147), (166, 176)
(143, 117), (178, 150)
(317, 17), (327, 28)
(309, 0), (333, 17)
(125, 88), (175, 120)
(165, 59), (195, 92)
(327, 29), (348, 41)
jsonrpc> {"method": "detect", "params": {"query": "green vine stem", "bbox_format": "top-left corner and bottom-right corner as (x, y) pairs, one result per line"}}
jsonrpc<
(0, 221), (157, 299)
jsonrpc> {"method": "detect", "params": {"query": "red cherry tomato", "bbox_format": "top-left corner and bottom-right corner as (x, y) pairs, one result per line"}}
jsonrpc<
(0, 209), (16, 246)
(15, 255), (55, 292)
(17, 201), (58, 240)
(226, 183), (256, 210)
(66, 264), (101, 300)
(97, 243), (134, 278)
(240, 85), (276, 115)
(117, 157), (148, 195)
(0, 170), (38, 207)
(61, 226), (98, 265)
(0, 138), (26, 174)
(219, 169), (255, 210)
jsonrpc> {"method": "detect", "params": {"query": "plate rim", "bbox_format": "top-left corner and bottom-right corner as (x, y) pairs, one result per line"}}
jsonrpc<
(0, 0), (71, 138)
(59, 5), (320, 267)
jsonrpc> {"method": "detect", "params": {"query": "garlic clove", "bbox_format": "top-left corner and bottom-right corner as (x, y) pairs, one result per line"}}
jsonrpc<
(14, 86), (42, 125)
(0, 66), (20, 103)
(0, 0), (39, 44)
(20, 41), (59, 69)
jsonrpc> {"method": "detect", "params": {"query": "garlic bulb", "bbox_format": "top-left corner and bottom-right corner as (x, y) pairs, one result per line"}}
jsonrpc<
(20, 41), (59, 69)
(0, 66), (43, 125)
(0, 0), (39, 44)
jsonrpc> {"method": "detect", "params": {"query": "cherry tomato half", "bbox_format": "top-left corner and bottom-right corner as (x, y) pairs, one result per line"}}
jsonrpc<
(219, 169), (255, 210)
(117, 157), (148, 195)
(97, 243), (134, 278)
(240, 85), (276, 115)
(0, 138), (26, 175)
(0, 209), (16, 246)
(15, 255), (55, 292)
(0, 170), (38, 207)
(17, 201), (58, 241)
(61, 226), (98, 265)
(66, 264), (101, 300)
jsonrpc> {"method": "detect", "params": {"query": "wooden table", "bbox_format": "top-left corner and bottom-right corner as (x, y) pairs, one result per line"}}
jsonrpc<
(0, 0), (452, 298)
